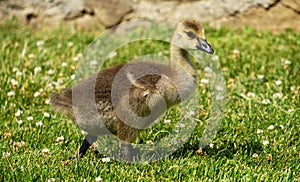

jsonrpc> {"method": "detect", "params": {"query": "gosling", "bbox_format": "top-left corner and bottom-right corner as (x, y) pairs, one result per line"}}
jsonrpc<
(51, 18), (214, 159)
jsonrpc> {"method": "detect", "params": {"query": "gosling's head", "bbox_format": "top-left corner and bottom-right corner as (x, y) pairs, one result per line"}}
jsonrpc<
(172, 19), (214, 54)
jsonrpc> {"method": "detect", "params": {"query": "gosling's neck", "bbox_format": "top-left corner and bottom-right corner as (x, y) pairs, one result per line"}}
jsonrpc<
(170, 44), (196, 77)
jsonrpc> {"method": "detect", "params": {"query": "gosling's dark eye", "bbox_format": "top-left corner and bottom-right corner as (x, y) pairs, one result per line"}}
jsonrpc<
(186, 31), (196, 39)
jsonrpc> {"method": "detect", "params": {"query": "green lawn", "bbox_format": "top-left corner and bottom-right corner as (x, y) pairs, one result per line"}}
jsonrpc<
(1, 19), (299, 181)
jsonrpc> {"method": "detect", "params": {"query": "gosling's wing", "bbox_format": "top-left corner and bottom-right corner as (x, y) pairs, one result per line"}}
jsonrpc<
(50, 64), (125, 116)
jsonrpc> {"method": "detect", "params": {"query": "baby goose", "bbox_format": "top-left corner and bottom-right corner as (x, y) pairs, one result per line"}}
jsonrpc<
(51, 18), (214, 159)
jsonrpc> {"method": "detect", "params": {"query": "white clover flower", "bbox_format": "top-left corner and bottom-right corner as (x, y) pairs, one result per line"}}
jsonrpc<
(13, 141), (25, 149)
(16, 71), (23, 77)
(232, 49), (240, 55)
(275, 80), (282, 85)
(44, 112), (50, 117)
(45, 99), (51, 105)
(262, 99), (271, 104)
(10, 78), (19, 86)
(57, 78), (64, 84)
(215, 85), (224, 91)
(28, 53), (35, 59)
(267, 154), (272, 161)
(7, 91), (15, 97)
(56, 136), (64, 143)
(27, 116), (33, 121)
(47, 178), (55, 182)
(13, 67), (19, 72)
(188, 111), (195, 115)
(267, 125), (274, 130)
(146, 140), (154, 144)
(262, 140), (269, 146)
(71, 74), (76, 80)
(90, 60), (98, 66)
(34, 67), (42, 74)
(2, 152), (10, 157)
(46, 83), (54, 89)
(17, 120), (23, 125)
(290, 86), (296, 91)
(209, 143), (214, 148)
(34, 92), (40, 97)
(61, 62), (68, 67)
(178, 123), (185, 128)
(287, 109), (293, 113)
(272, 93), (282, 99)
(216, 95), (225, 100)
(247, 92), (256, 97)
(204, 67), (212, 73)
(72, 56), (79, 62)
(36, 40), (45, 47)
(48, 69), (55, 75)
(35, 121), (43, 127)
(95, 176), (102, 182)
(42, 148), (50, 154)
(281, 58), (291, 65)
(211, 55), (219, 61)
(15, 109), (23, 117)
(257, 74), (264, 79)
(101, 157), (111, 162)
(67, 42), (74, 47)
(252, 153), (259, 158)
(77, 53), (83, 58)
(200, 78), (209, 84)
(285, 60), (291, 65)
(164, 119), (171, 124)
(257, 129), (264, 134)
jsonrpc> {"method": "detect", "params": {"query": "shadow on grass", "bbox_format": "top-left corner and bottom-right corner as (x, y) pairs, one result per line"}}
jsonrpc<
(79, 139), (265, 163)
(171, 139), (264, 160)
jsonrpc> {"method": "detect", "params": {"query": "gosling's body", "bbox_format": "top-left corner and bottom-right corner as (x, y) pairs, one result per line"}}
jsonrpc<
(51, 19), (214, 158)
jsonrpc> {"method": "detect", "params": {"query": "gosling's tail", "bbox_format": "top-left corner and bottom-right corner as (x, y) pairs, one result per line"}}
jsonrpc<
(50, 89), (74, 117)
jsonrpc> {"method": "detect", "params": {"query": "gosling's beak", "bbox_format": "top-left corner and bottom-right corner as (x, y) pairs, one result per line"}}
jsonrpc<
(196, 38), (214, 54)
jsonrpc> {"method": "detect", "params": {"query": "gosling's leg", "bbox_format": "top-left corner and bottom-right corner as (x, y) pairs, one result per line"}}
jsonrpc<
(71, 134), (98, 159)
(79, 134), (98, 158)
(117, 123), (139, 161)
(120, 143), (134, 161)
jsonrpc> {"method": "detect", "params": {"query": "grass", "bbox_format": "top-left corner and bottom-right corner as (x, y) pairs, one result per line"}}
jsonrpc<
(0, 19), (299, 181)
